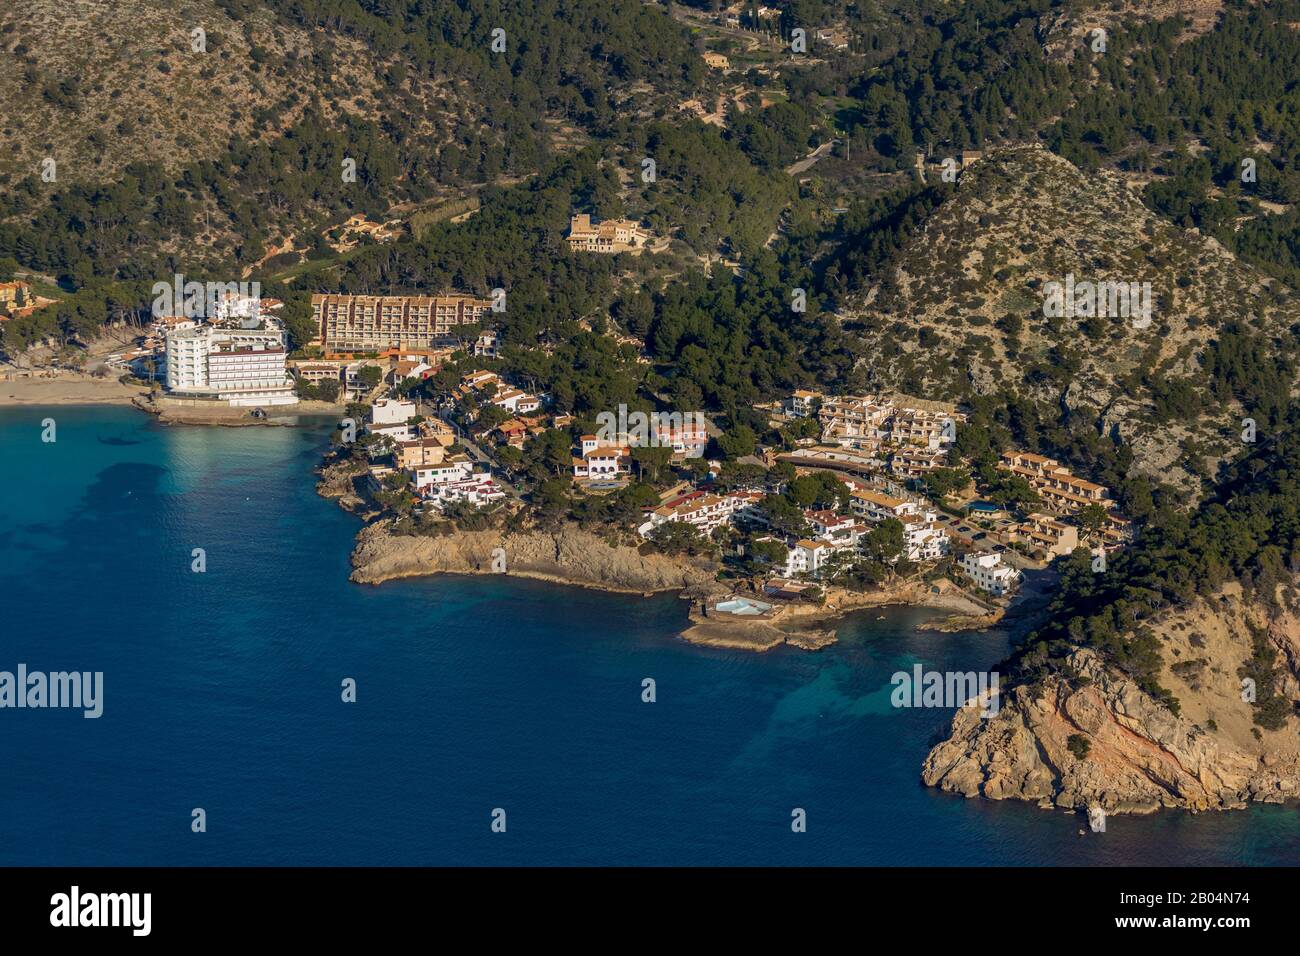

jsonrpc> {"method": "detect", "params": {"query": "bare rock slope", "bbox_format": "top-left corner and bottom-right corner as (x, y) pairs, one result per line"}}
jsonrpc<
(923, 585), (1300, 813)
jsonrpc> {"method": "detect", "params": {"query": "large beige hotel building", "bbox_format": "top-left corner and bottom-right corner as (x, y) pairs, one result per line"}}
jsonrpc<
(312, 293), (493, 353)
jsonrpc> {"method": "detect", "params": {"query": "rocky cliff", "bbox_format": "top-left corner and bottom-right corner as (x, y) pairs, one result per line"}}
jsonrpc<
(922, 585), (1300, 813)
(350, 520), (719, 594)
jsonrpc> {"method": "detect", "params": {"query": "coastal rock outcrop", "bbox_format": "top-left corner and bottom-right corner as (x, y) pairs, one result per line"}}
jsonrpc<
(349, 520), (718, 594)
(923, 587), (1300, 813)
(316, 458), (370, 513)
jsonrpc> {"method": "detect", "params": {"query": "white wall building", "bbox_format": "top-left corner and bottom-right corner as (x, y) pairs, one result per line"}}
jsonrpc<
(901, 516), (949, 562)
(787, 390), (820, 418)
(164, 324), (297, 406)
(574, 446), (631, 480)
(410, 452), (503, 511)
(491, 388), (541, 415)
(637, 489), (767, 538)
(372, 398), (417, 426)
(960, 551), (1018, 596)
(421, 472), (505, 510)
(850, 489), (919, 523)
(805, 509), (857, 542)
(413, 457), (475, 492)
(210, 290), (280, 326)
(368, 398), (419, 441)
(781, 539), (836, 578)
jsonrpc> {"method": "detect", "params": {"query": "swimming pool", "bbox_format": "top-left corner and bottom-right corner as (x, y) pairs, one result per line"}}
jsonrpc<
(714, 597), (774, 616)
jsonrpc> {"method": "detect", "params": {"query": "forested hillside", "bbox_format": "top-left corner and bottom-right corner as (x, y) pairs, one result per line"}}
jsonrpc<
(5, 0), (1300, 465)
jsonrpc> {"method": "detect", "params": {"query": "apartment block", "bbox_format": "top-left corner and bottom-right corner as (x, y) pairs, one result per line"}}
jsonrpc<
(890, 448), (949, 479)
(999, 451), (1113, 512)
(636, 489), (767, 538)
(818, 395), (963, 452)
(781, 539), (836, 578)
(367, 398), (418, 441)
(899, 514), (950, 561)
(412, 456), (474, 491)
(849, 488), (919, 523)
(395, 436), (453, 470)
(819, 396), (891, 444)
(1012, 513), (1080, 557)
(312, 293), (493, 354)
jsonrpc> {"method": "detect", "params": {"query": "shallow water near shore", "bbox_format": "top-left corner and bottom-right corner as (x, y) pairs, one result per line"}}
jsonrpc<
(1, 406), (1297, 865)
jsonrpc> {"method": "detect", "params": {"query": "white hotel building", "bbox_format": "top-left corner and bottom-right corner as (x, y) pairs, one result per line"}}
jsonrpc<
(164, 324), (297, 406)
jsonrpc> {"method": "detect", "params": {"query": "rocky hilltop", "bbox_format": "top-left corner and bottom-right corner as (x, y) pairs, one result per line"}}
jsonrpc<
(848, 145), (1299, 493)
(350, 520), (719, 595)
(923, 584), (1300, 813)
(1037, 0), (1223, 60)
(0, 0), (473, 185)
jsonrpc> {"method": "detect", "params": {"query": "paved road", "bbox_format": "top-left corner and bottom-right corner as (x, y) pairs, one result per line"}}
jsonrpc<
(785, 140), (837, 176)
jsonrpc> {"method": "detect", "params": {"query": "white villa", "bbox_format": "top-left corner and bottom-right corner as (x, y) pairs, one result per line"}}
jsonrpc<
(781, 539), (836, 577)
(490, 388), (541, 415)
(637, 489), (766, 538)
(573, 435), (632, 480)
(368, 398), (419, 441)
(960, 551), (1019, 596)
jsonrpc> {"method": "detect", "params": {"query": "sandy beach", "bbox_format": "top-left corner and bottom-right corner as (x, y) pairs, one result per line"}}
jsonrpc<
(0, 374), (146, 407)
(0, 373), (345, 429)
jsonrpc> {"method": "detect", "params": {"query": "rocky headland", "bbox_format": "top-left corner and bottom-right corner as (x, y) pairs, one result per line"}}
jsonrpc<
(350, 519), (719, 595)
(923, 584), (1300, 814)
(319, 454), (1003, 651)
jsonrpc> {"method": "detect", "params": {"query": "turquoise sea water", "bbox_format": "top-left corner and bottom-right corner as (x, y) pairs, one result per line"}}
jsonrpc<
(0, 406), (1297, 865)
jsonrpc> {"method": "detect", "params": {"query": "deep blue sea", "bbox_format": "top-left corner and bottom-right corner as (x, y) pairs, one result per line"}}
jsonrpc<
(1, 406), (1297, 865)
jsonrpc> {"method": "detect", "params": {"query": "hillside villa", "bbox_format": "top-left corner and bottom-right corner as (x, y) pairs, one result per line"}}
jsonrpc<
(566, 214), (658, 254)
